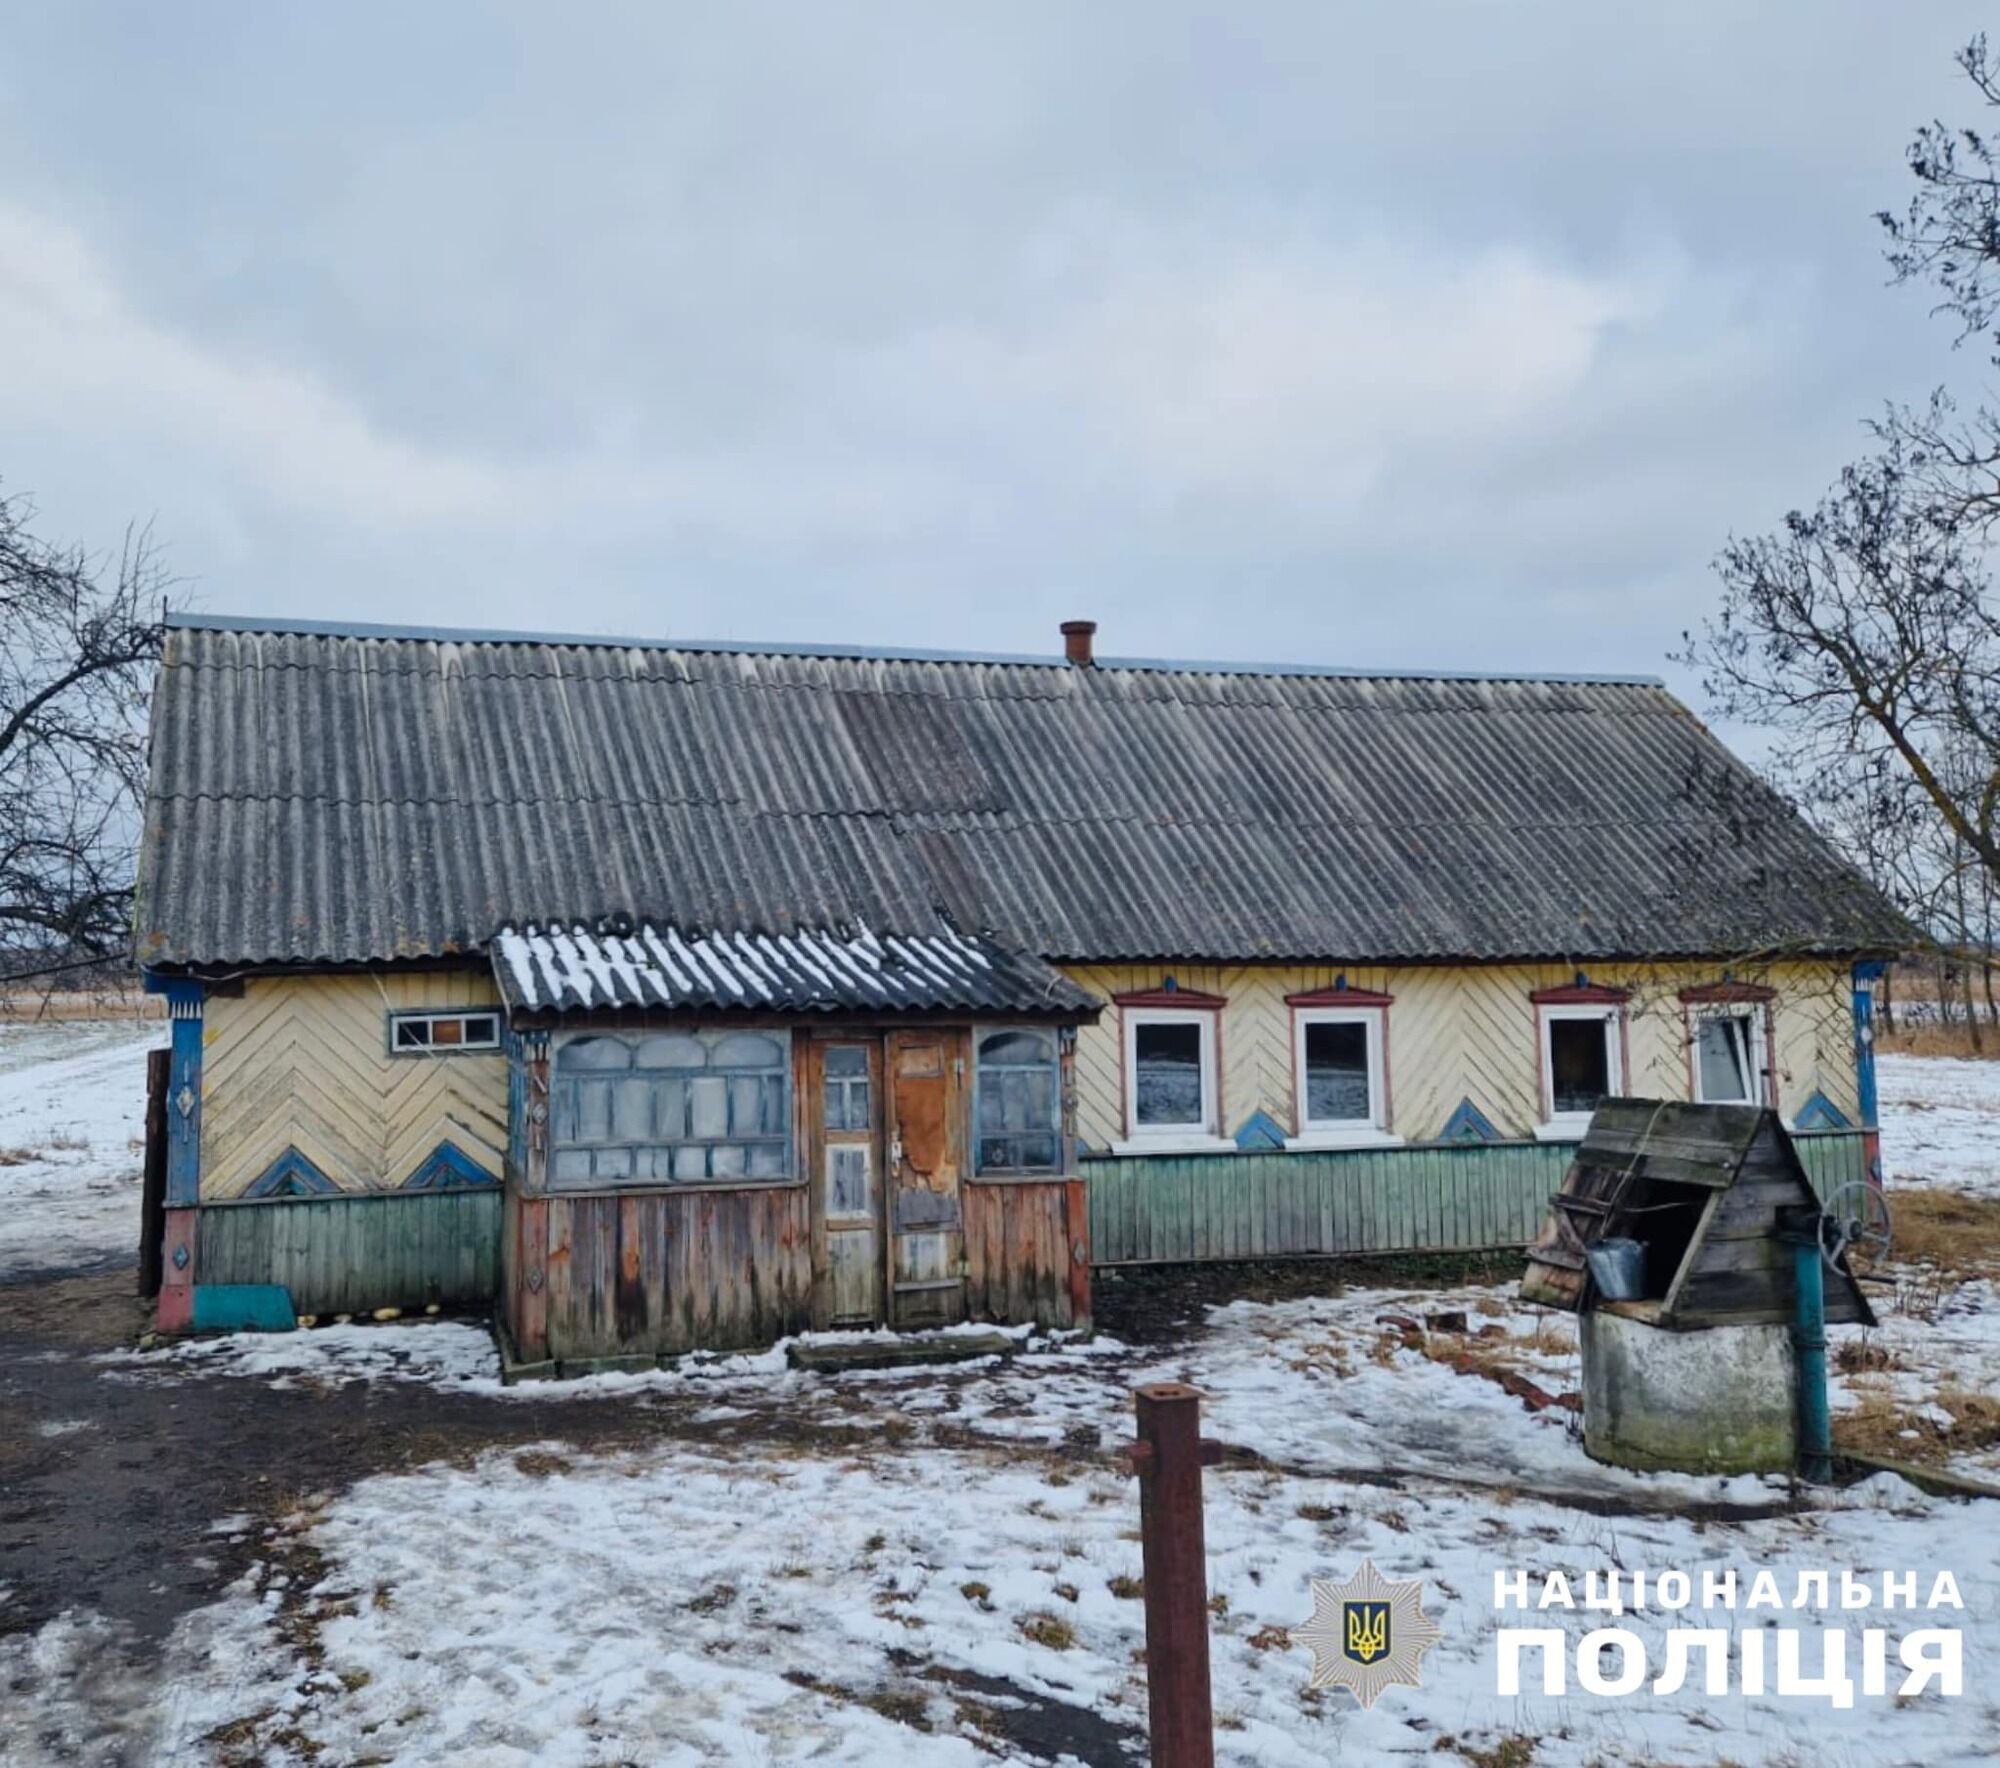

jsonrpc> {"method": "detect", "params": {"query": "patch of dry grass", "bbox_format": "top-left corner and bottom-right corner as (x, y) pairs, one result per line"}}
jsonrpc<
(1835, 1380), (2000, 1466)
(1887, 1188), (2000, 1278)
(1016, 1611), (1077, 1650)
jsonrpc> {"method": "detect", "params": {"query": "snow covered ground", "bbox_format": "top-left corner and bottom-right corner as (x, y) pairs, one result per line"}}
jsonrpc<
(1879, 1052), (2000, 1198)
(0, 1018), (162, 1279)
(56, 1290), (2000, 1766)
(3, 1021), (1997, 1764)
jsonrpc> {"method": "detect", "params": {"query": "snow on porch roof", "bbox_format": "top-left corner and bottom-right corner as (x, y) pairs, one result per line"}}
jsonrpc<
(491, 921), (1101, 1018)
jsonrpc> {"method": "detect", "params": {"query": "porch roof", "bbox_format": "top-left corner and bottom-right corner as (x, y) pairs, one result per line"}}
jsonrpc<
(492, 920), (1098, 1018)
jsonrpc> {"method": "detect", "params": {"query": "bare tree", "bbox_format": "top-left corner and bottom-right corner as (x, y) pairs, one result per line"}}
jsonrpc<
(1682, 35), (2000, 976)
(0, 491), (165, 978)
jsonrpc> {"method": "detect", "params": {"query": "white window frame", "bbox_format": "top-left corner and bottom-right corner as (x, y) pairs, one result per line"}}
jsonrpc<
(1115, 1006), (1231, 1155)
(387, 1008), (502, 1056)
(1688, 1004), (1769, 1107)
(1535, 1004), (1624, 1141)
(1286, 1006), (1400, 1150)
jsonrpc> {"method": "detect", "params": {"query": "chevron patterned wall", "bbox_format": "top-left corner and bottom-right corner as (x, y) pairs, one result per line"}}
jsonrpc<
(1063, 960), (1858, 1150)
(201, 970), (508, 1199)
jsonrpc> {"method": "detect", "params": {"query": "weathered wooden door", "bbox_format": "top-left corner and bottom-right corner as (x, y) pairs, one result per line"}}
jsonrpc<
(817, 1040), (883, 1326)
(885, 1028), (968, 1327)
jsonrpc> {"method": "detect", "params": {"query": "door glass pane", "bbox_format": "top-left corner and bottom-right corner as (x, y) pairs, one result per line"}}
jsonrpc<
(1548, 1018), (1612, 1115)
(1304, 1022), (1371, 1123)
(1135, 1022), (1204, 1126)
(1697, 1016), (1754, 1102)
(828, 1145), (872, 1215)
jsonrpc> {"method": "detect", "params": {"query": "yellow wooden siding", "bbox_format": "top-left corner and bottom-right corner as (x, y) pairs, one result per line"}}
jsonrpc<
(1064, 959), (1860, 1147)
(201, 971), (508, 1199)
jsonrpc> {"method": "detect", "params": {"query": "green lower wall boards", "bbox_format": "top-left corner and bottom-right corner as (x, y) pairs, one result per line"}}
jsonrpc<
(1082, 1132), (1873, 1266)
(195, 1189), (502, 1315)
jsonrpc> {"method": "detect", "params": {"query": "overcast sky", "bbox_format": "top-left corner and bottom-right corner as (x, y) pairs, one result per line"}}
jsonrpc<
(1, 6), (1992, 695)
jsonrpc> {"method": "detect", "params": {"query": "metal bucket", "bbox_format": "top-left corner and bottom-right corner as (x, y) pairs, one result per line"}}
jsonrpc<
(1586, 1238), (1646, 1301)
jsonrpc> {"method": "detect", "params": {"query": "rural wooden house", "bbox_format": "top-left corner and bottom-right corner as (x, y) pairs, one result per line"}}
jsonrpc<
(137, 613), (1909, 1366)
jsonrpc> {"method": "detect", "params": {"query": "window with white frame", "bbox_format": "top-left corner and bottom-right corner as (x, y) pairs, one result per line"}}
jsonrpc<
(1288, 1007), (1394, 1145)
(1119, 1007), (1227, 1150)
(1691, 1008), (1766, 1105)
(389, 1009), (501, 1054)
(1537, 1005), (1623, 1136)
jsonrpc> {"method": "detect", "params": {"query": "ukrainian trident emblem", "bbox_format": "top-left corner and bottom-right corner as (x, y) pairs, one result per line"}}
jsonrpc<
(1297, 1559), (1442, 1707)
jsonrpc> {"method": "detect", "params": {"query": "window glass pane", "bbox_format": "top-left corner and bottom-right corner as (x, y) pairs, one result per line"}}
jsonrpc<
(560, 1036), (631, 1072)
(1304, 1021), (1371, 1123)
(1548, 1018), (1612, 1116)
(1697, 1016), (1754, 1102)
(464, 1015), (499, 1047)
(576, 1079), (612, 1142)
(980, 1029), (1053, 1065)
(689, 1075), (729, 1139)
(1135, 1022), (1204, 1126)
(634, 1033), (706, 1070)
(747, 1141), (788, 1180)
(611, 1077), (655, 1143)
(395, 1019), (429, 1049)
(825, 1046), (869, 1079)
(432, 1018), (464, 1046)
(712, 1032), (784, 1070)
(828, 1146), (871, 1213)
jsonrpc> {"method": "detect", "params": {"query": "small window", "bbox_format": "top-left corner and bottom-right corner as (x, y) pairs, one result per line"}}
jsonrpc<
(390, 1010), (501, 1054)
(824, 1045), (873, 1133)
(1289, 1007), (1393, 1145)
(1118, 1006), (1226, 1151)
(1537, 1005), (1623, 1137)
(1693, 1011), (1763, 1105)
(976, 1028), (1060, 1173)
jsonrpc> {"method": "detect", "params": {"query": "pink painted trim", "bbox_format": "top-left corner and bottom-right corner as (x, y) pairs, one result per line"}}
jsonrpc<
(1110, 986), (1228, 1010)
(1284, 985), (1394, 1008)
(1529, 984), (1630, 1005)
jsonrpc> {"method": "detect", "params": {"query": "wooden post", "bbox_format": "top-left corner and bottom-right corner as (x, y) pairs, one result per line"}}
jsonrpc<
(137, 1048), (169, 1297)
(1129, 1382), (1219, 1768)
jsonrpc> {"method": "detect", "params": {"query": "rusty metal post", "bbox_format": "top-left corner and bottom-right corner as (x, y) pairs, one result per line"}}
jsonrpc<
(1129, 1381), (1219, 1768)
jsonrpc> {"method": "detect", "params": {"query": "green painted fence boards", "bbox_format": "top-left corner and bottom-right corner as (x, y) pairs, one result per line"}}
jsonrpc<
(1082, 1132), (1874, 1265)
(196, 1189), (503, 1315)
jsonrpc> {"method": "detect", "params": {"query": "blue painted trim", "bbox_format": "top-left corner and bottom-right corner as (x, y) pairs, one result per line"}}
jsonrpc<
(1852, 960), (1884, 1131)
(401, 1141), (500, 1191)
(1439, 1098), (1502, 1143)
(164, 985), (204, 1206)
(191, 1285), (297, 1333)
(1232, 1110), (1289, 1151)
(1793, 1091), (1853, 1131)
(242, 1147), (339, 1198)
(165, 611), (1665, 688)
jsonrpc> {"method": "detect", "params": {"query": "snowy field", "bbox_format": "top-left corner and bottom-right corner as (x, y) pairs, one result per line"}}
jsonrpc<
(2, 1022), (1996, 1766)
(1879, 1052), (2000, 1199)
(0, 1019), (163, 1279)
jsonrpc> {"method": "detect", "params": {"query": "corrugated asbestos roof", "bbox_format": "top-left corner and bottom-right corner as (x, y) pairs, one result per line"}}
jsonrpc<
(137, 613), (1913, 969)
(492, 921), (1097, 1016)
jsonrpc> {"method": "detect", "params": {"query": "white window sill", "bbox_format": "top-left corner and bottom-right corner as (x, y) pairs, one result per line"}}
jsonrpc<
(1110, 1133), (1236, 1157)
(1534, 1120), (1593, 1143)
(1284, 1128), (1405, 1151)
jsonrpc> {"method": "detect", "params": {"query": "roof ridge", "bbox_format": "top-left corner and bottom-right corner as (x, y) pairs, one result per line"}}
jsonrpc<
(165, 609), (1668, 689)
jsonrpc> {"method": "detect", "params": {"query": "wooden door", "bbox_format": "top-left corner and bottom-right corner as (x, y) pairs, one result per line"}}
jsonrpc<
(885, 1028), (968, 1327)
(816, 1040), (883, 1326)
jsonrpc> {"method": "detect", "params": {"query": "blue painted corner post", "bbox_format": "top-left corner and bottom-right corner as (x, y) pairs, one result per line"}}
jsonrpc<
(1852, 961), (1886, 1191)
(147, 977), (205, 1331)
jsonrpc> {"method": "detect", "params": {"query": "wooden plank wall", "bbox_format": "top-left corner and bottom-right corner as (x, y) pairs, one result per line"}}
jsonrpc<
(196, 1191), (502, 1314)
(1083, 1130), (1873, 1266)
(1063, 960), (1861, 1149)
(962, 1179), (1087, 1331)
(539, 1185), (814, 1361)
(202, 970), (508, 1197)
